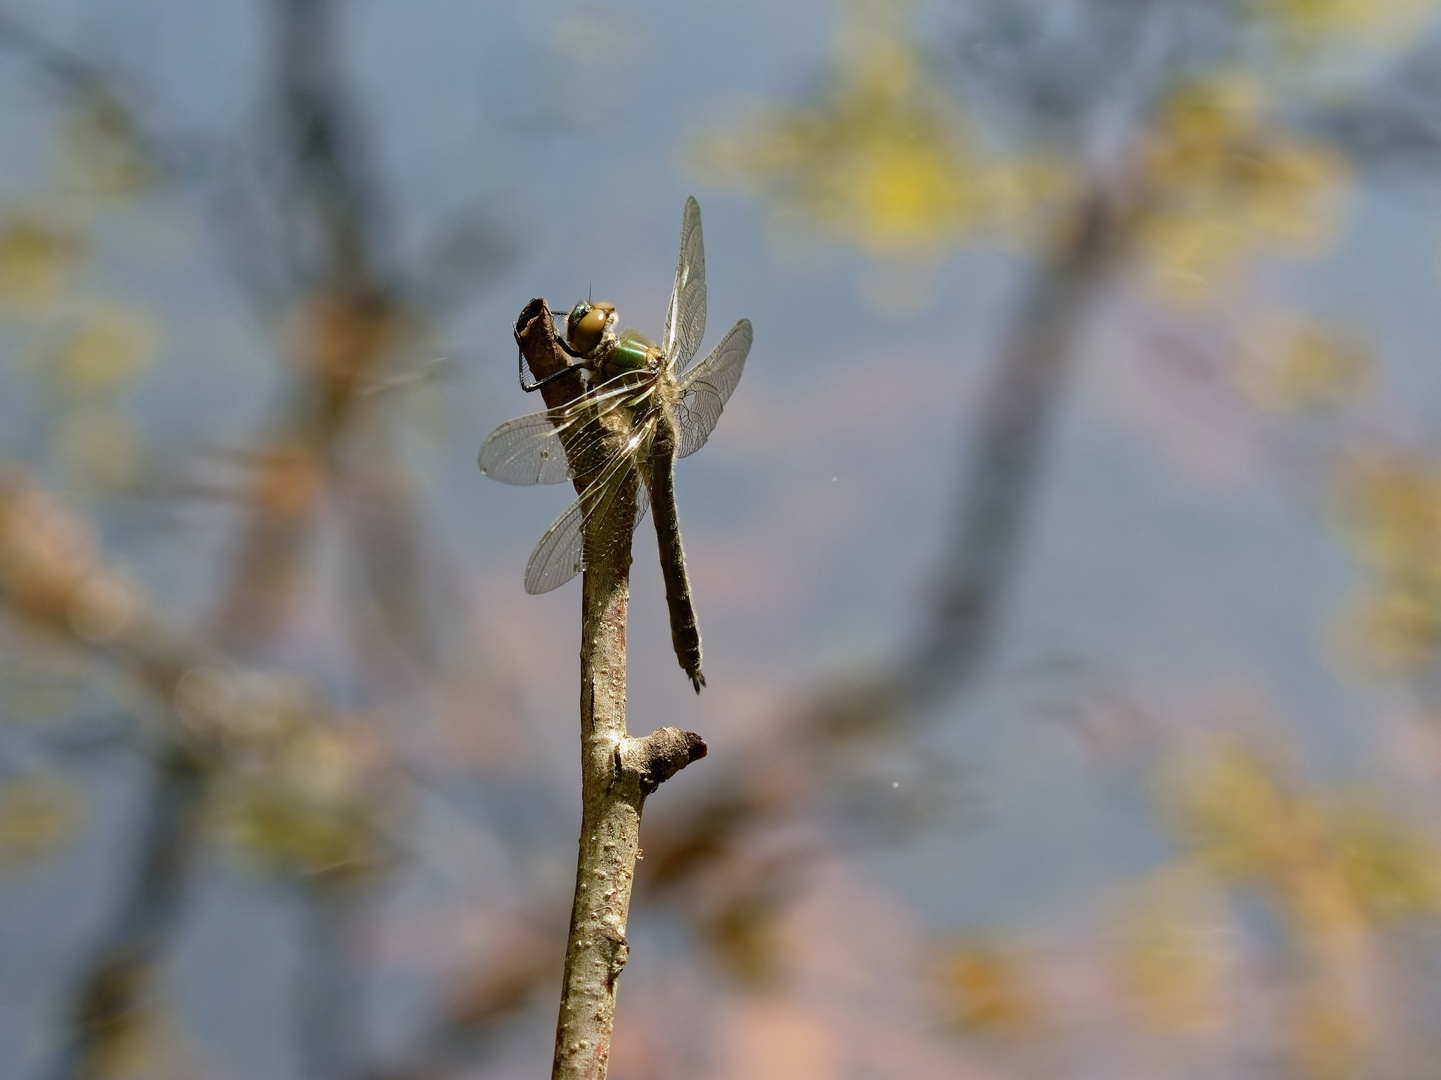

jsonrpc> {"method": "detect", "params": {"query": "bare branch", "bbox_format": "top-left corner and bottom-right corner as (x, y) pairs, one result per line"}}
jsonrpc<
(512, 303), (706, 1080)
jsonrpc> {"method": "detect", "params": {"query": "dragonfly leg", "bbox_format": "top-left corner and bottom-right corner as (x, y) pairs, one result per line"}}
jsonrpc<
(519, 351), (588, 393)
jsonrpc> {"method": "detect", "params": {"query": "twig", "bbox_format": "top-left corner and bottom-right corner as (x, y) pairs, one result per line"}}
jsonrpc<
(512, 300), (707, 1080)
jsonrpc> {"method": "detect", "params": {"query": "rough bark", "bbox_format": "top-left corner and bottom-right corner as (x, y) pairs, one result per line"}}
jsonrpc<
(514, 299), (707, 1080)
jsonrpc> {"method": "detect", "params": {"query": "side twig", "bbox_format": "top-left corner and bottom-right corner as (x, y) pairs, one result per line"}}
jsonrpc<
(513, 300), (706, 1080)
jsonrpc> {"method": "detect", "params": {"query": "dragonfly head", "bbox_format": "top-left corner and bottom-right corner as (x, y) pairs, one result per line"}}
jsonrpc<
(565, 300), (617, 359)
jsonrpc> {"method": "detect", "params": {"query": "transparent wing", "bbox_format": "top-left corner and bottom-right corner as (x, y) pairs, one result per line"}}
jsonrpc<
(478, 412), (579, 485)
(478, 374), (650, 485)
(662, 196), (706, 371)
(523, 417), (656, 594)
(675, 318), (752, 459)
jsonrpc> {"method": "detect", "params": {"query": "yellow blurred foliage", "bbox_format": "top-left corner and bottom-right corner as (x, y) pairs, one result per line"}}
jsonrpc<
(77, 994), (194, 1080)
(1237, 320), (1371, 411)
(1162, 740), (1320, 881)
(1331, 793), (1441, 917)
(1162, 739), (1441, 929)
(1156, 738), (1441, 1075)
(551, 8), (639, 65)
(937, 940), (1043, 1037)
(18, 308), (159, 490)
(1284, 991), (1369, 1080)
(1111, 867), (1232, 1037)
(689, 0), (1072, 264)
(1135, 75), (1348, 302)
(1249, 0), (1438, 43)
(694, 5), (1362, 309)
(42, 307), (156, 401)
(209, 727), (386, 879)
(1341, 586), (1441, 673)
(0, 213), (84, 311)
(1333, 451), (1441, 672)
(0, 773), (84, 868)
(59, 408), (144, 492)
(61, 92), (157, 197)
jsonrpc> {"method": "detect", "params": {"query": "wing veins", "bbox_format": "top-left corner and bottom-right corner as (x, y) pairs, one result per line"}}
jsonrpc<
(478, 371), (657, 484)
(523, 416), (657, 594)
(675, 318), (752, 459)
(663, 196), (707, 371)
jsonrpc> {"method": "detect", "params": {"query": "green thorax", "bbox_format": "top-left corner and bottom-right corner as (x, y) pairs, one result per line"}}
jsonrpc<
(598, 328), (662, 382)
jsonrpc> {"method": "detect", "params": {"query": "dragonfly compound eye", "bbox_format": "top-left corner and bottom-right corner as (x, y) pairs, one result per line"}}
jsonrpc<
(567, 302), (616, 357)
(565, 301), (592, 339)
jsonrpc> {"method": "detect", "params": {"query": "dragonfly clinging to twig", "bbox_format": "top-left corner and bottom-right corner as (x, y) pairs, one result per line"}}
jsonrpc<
(479, 197), (752, 692)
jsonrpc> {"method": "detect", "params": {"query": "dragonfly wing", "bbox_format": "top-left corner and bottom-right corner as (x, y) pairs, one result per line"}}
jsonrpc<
(478, 378), (641, 485)
(522, 419), (655, 594)
(478, 413), (576, 485)
(675, 318), (752, 459)
(662, 197), (706, 372)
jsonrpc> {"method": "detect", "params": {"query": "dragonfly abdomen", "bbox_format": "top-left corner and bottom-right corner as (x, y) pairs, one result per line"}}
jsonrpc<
(645, 412), (704, 692)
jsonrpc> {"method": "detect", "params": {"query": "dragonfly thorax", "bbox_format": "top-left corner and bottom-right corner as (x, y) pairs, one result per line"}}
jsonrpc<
(600, 329), (663, 382)
(565, 300), (662, 384)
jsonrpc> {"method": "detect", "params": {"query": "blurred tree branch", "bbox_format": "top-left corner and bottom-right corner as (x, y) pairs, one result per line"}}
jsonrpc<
(0, 3), (498, 1078)
(0, 471), (374, 1079)
(819, 183), (1124, 734)
(6, 1), (1441, 1077)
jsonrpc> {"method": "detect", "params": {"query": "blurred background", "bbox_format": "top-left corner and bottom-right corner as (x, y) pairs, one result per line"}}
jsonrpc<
(3, 0), (1441, 1077)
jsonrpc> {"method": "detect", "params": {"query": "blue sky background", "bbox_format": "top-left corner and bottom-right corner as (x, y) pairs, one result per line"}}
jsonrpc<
(4, 1), (1441, 1077)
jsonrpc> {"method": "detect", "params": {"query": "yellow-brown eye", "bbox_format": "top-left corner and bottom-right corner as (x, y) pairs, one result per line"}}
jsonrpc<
(568, 302), (614, 357)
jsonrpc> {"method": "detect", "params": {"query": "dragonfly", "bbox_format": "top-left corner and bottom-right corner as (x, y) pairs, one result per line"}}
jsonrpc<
(478, 197), (752, 692)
